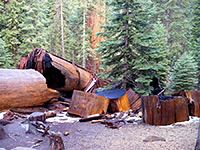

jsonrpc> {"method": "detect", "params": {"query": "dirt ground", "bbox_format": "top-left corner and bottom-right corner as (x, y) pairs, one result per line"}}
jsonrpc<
(0, 114), (199, 150)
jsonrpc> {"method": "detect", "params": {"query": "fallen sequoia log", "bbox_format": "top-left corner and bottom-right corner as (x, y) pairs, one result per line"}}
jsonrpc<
(0, 69), (60, 110)
(142, 96), (189, 125)
(17, 48), (97, 92)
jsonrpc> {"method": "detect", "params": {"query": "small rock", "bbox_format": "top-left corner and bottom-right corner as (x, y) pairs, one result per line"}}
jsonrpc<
(143, 136), (166, 142)
(50, 134), (64, 150)
(11, 147), (36, 150)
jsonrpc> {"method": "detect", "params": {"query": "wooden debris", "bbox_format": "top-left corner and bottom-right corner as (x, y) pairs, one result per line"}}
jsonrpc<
(79, 114), (104, 122)
(50, 134), (64, 150)
(44, 111), (57, 118)
(96, 89), (130, 113)
(3, 110), (27, 121)
(64, 132), (69, 136)
(0, 69), (60, 110)
(28, 112), (46, 123)
(142, 96), (189, 125)
(127, 88), (141, 113)
(68, 90), (110, 118)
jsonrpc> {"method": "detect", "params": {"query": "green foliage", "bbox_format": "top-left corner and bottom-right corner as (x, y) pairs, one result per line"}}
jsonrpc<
(0, 37), (13, 68)
(170, 53), (198, 92)
(191, 0), (200, 85)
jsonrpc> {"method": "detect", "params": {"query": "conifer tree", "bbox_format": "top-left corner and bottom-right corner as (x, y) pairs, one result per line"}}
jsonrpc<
(170, 53), (198, 92)
(191, 0), (200, 85)
(98, 0), (161, 95)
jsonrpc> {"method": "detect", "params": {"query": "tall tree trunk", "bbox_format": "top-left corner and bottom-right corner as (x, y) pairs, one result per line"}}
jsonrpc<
(60, 0), (65, 58)
(54, 0), (59, 55)
(124, 3), (129, 90)
(82, 4), (86, 68)
(166, 8), (169, 46)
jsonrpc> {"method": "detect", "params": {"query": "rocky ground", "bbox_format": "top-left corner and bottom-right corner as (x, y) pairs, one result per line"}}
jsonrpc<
(0, 111), (199, 150)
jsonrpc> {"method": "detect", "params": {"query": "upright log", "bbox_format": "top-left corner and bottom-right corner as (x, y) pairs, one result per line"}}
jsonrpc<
(185, 91), (200, 117)
(0, 69), (60, 110)
(68, 90), (110, 118)
(142, 96), (189, 125)
(96, 89), (130, 113)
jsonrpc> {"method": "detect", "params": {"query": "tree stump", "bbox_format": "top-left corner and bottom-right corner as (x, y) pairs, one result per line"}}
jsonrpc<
(68, 90), (110, 117)
(96, 89), (130, 113)
(0, 69), (60, 110)
(185, 91), (200, 117)
(142, 96), (189, 125)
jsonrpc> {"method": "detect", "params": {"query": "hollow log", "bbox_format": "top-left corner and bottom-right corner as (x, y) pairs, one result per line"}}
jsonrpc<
(96, 89), (130, 113)
(17, 48), (95, 92)
(142, 96), (189, 125)
(68, 90), (110, 118)
(185, 91), (200, 117)
(0, 69), (60, 110)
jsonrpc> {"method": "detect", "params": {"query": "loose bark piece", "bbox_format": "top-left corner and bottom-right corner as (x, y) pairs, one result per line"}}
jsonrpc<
(127, 88), (141, 113)
(185, 91), (200, 117)
(79, 114), (104, 122)
(50, 134), (64, 150)
(142, 96), (189, 125)
(0, 69), (60, 110)
(68, 90), (110, 118)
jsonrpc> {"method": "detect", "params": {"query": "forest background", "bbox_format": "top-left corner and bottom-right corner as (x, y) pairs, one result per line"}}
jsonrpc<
(0, 0), (200, 96)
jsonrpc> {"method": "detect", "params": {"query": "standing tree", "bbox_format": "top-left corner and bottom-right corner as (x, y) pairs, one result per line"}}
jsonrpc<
(191, 0), (200, 85)
(170, 52), (198, 92)
(97, 0), (162, 95)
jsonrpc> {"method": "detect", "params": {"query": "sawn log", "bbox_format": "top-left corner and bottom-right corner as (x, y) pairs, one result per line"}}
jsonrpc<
(0, 69), (60, 110)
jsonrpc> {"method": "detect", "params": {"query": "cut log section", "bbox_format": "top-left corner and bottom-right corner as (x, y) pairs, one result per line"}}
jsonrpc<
(0, 69), (60, 110)
(96, 89), (130, 113)
(142, 96), (189, 125)
(127, 88), (141, 113)
(68, 90), (110, 118)
(185, 91), (200, 117)
(17, 48), (97, 92)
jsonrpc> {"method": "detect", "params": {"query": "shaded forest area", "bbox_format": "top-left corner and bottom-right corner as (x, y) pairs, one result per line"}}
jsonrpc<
(0, 0), (200, 96)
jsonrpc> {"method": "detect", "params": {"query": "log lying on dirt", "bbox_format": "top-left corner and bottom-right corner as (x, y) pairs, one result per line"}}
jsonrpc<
(68, 90), (110, 117)
(127, 88), (141, 113)
(0, 69), (60, 110)
(18, 48), (97, 92)
(96, 89), (130, 113)
(142, 96), (189, 125)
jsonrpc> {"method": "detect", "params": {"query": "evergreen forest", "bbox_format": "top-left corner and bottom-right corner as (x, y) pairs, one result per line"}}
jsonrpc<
(0, 0), (200, 96)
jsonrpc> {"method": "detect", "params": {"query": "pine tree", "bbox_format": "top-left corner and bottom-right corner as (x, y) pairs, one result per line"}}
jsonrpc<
(0, 37), (13, 68)
(0, 0), (25, 66)
(170, 53), (198, 92)
(191, 0), (200, 85)
(97, 0), (161, 95)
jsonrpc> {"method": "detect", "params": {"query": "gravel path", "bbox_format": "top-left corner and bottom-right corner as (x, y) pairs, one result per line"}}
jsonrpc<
(0, 116), (199, 150)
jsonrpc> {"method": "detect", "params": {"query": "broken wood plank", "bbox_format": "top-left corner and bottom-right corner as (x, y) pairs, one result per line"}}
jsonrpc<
(96, 89), (130, 113)
(79, 114), (104, 122)
(142, 96), (189, 125)
(68, 90), (110, 118)
(127, 88), (141, 113)
(0, 69), (60, 110)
